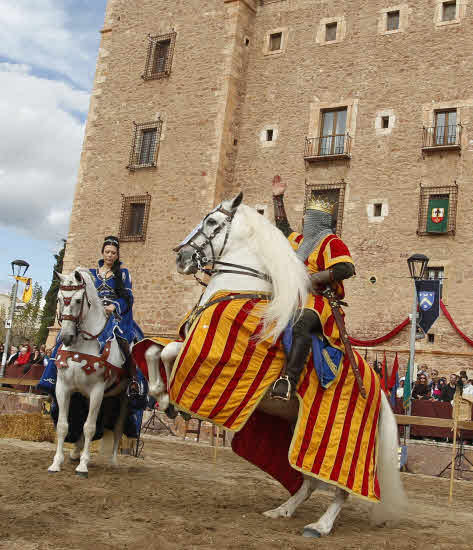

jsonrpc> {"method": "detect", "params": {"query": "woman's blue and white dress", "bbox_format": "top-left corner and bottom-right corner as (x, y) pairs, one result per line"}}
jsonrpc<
(38, 262), (146, 440)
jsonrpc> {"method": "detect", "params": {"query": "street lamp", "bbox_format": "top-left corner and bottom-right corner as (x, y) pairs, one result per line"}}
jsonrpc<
(405, 253), (429, 441)
(0, 259), (30, 377)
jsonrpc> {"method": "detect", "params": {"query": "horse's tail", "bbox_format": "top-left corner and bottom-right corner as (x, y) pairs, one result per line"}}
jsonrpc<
(370, 391), (407, 525)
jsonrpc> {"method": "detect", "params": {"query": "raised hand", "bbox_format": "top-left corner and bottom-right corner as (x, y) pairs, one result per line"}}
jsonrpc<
(272, 175), (286, 196)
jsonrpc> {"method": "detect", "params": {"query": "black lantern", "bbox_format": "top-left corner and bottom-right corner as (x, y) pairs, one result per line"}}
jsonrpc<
(407, 254), (429, 280)
(11, 260), (30, 277)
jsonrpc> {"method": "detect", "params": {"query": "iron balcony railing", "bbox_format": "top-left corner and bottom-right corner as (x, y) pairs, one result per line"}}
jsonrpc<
(304, 134), (352, 161)
(422, 124), (462, 150)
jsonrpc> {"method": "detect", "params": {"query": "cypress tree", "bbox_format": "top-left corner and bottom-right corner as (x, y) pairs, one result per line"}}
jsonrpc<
(37, 240), (66, 345)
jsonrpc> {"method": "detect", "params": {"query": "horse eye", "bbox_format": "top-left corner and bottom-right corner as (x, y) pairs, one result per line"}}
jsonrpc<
(207, 218), (217, 226)
(75, 299), (81, 304)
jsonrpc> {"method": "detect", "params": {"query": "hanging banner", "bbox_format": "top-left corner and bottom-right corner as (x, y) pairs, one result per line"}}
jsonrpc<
(426, 196), (449, 233)
(415, 279), (440, 334)
(15, 276), (33, 303)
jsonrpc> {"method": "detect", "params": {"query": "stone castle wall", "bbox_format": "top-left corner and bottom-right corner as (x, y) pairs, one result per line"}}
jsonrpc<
(59, 0), (473, 374)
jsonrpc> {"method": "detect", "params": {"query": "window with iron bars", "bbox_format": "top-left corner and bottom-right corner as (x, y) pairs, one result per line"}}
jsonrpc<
(142, 32), (176, 80)
(127, 119), (163, 171)
(119, 194), (151, 242)
(303, 181), (346, 236)
(427, 266), (445, 299)
(417, 183), (458, 236)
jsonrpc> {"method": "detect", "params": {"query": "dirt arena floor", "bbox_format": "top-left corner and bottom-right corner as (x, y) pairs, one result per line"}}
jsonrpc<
(1, 435), (473, 550)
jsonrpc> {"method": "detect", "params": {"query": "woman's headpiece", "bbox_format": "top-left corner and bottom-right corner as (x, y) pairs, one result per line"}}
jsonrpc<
(103, 235), (119, 248)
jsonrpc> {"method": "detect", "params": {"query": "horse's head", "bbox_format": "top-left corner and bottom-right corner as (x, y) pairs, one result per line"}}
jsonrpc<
(56, 269), (90, 347)
(174, 192), (243, 274)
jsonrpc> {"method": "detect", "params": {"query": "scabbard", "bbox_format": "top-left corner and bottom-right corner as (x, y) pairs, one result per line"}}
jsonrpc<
(328, 298), (367, 399)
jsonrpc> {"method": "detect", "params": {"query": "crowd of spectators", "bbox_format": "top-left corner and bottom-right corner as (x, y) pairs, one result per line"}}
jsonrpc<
(0, 342), (50, 374)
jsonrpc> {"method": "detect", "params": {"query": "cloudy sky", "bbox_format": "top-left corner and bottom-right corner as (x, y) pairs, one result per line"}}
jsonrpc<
(0, 0), (107, 294)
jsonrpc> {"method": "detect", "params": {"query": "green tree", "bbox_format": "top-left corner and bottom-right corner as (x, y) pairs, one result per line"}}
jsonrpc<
(37, 240), (66, 345)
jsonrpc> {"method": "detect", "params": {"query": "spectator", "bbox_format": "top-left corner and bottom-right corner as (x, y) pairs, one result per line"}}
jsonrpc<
(429, 369), (439, 390)
(441, 374), (457, 402)
(412, 373), (431, 400)
(14, 345), (32, 374)
(463, 378), (473, 397)
(432, 377), (446, 401)
(7, 346), (19, 365)
(396, 378), (405, 399)
(30, 346), (43, 365)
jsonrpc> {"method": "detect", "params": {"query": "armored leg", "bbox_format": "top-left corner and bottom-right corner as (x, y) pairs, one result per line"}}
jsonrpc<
(271, 309), (322, 400)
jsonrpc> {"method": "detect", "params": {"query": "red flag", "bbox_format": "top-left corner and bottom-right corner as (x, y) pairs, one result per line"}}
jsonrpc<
(388, 353), (400, 391)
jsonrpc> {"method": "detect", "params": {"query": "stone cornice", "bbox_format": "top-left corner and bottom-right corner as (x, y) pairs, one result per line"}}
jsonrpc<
(223, 0), (257, 14)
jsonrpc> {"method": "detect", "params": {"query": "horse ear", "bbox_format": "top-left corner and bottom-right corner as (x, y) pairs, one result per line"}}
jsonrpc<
(55, 271), (65, 282)
(74, 270), (83, 283)
(230, 192), (243, 211)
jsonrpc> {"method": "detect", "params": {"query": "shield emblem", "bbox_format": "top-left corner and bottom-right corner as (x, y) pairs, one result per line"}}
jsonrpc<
(418, 291), (435, 311)
(431, 207), (445, 224)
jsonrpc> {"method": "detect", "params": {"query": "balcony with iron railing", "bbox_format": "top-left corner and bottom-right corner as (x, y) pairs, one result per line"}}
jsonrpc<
(422, 124), (462, 152)
(304, 134), (352, 162)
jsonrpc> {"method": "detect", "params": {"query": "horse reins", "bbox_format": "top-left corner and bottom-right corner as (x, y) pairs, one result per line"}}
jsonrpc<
(58, 282), (108, 340)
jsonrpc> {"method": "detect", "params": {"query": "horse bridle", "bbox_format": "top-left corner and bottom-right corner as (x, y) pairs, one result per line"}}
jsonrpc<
(174, 205), (271, 286)
(58, 282), (107, 340)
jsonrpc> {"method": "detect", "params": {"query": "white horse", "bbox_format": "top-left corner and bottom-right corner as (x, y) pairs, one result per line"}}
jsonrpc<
(144, 192), (406, 537)
(49, 268), (128, 477)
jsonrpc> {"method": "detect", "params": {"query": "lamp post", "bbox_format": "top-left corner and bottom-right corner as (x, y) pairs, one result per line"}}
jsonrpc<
(0, 260), (30, 378)
(405, 253), (429, 441)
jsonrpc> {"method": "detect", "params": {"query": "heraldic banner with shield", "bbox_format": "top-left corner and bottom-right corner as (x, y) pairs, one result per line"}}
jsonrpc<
(415, 279), (441, 334)
(426, 196), (449, 233)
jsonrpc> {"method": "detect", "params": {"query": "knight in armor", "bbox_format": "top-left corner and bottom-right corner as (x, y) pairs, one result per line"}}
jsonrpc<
(270, 176), (355, 399)
(39, 236), (144, 400)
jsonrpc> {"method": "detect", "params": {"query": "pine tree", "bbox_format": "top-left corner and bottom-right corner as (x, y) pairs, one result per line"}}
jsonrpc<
(37, 240), (66, 345)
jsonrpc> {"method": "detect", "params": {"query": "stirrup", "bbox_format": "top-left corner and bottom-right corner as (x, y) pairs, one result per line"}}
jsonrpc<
(270, 375), (292, 401)
(126, 377), (141, 399)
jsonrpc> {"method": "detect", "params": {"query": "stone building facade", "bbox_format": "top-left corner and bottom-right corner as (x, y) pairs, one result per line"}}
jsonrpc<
(58, 0), (473, 375)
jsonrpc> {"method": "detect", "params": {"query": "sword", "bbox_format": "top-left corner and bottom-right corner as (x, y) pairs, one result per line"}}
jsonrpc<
(322, 287), (367, 399)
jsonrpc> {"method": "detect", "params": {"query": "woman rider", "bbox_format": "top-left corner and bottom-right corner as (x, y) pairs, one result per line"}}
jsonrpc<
(39, 235), (144, 399)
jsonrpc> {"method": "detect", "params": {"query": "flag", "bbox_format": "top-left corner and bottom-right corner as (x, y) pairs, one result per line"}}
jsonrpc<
(389, 354), (400, 408)
(379, 352), (388, 393)
(426, 195), (449, 233)
(403, 359), (412, 409)
(388, 353), (399, 391)
(415, 279), (441, 334)
(15, 276), (32, 303)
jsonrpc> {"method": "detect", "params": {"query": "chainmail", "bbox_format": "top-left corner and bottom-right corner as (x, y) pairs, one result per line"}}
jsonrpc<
(296, 209), (333, 263)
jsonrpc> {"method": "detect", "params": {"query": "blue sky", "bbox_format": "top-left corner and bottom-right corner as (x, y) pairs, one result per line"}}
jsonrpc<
(0, 0), (107, 295)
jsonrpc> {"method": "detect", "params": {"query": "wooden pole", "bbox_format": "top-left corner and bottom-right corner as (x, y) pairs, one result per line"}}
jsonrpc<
(448, 386), (461, 505)
(213, 426), (219, 464)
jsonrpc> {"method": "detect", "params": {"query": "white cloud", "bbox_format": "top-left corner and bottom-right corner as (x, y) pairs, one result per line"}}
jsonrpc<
(0, 0), (101, 88)
(0, 64), (89, 240)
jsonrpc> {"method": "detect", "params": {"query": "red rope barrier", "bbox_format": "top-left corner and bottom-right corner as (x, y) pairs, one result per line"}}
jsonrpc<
(349, 317), (410, 347)
(440, 300), (473, 347)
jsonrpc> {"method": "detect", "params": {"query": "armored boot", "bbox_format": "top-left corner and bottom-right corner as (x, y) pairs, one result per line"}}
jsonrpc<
(117, 337), (141, 399)
(271, 310), (321, 400)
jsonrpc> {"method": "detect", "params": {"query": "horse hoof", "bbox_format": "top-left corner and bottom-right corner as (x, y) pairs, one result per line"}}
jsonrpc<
(303, 528), (322, 538)
(75, 471), (88, 478)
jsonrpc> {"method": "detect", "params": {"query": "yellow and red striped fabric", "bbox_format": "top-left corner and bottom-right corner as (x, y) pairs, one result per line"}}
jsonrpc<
(169, 291), (284, 431)
(169, 291), (381, 502)
(290, 351), (381, 502)
(288, 232), (354, 351)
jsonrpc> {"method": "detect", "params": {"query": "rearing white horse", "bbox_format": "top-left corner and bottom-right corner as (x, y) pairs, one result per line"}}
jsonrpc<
(49, 268), (128, 477)
(141, 192), (406, 537)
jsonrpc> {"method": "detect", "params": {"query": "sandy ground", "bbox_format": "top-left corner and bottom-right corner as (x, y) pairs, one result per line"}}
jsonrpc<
(1, 435), (473, 550)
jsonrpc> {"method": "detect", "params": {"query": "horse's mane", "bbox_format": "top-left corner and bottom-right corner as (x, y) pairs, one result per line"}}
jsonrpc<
(234, 205), (310, 341)
(73, 267), (104, 311)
